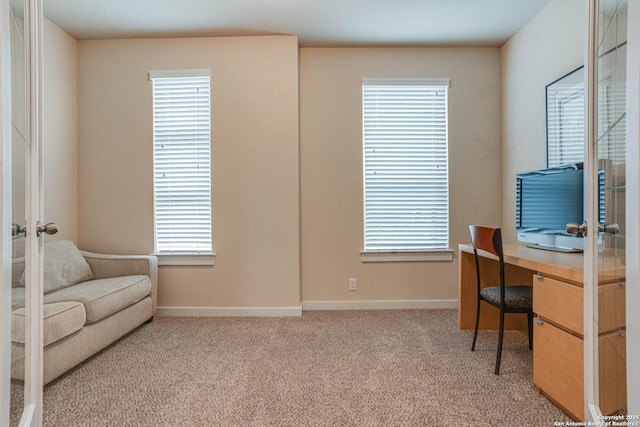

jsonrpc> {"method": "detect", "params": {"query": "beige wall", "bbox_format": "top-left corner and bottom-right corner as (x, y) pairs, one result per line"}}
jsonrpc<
(500, 0), (584, 243)
(77, 36), (300, 309)
(43, 19), (78, 242)
(58, 1), (583, 308)
(299, 47), (502, 304)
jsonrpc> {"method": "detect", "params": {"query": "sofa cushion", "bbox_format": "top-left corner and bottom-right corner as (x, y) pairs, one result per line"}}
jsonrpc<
(44, 240), (93, 294)
(43, 275), (152, 324)
(12, 240), (26, 288)
(12, 257), (25, 288)
(11, 287), (25, 310)
(12, 301), (86, 346)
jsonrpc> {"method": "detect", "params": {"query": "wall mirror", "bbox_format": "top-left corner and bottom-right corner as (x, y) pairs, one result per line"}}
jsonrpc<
(546, 66), (585, 168)
(546, 42), (627, 169)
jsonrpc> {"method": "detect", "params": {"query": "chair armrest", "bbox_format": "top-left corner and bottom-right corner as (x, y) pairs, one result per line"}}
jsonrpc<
(80, 251), (158, 315)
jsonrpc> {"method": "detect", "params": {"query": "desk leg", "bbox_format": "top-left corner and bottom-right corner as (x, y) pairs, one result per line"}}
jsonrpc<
(458, 250), (479, 329)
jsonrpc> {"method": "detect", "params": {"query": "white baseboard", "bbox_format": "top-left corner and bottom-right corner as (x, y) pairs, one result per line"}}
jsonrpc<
(156, 306), (303, 317)
(156, 300), (458, 317)
(301, 300), (458, 311)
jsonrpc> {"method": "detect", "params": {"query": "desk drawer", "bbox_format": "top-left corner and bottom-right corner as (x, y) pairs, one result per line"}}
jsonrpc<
(599, 331), (627, 415)
(533, 318), (584, 420)
(533, 275), (625, 335)
(533, 319), (627, 420)
(533, 275), (582, 334)
(598, 284), (626, 334)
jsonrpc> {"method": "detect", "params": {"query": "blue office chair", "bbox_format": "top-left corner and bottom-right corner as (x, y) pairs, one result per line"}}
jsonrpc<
(469, 225), (533, 375)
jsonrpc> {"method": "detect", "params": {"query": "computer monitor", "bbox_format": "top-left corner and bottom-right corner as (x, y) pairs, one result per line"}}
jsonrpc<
(515, 163), (585, 252)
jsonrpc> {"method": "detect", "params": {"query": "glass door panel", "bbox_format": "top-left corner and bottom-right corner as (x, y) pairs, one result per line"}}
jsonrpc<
(589, 0), (628, 418)
(8, 0), (44, 425)
(9, 0), (27, 424)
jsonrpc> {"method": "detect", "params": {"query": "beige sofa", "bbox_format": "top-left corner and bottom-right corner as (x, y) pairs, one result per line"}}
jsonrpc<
(11, 240), (157, 385)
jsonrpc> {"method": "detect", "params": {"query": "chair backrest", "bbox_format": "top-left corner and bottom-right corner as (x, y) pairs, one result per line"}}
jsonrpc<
(469, 225), (506, 302)
(468, 225), (503, 258)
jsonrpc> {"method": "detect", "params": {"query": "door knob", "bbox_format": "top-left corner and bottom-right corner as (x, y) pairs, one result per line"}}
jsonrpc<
(567, 221), (619, 236)
(566, 222), (587, 236)
(36, 222), (59, 237)
(598, 223), (619, 235)
(11, 223), (27, 238)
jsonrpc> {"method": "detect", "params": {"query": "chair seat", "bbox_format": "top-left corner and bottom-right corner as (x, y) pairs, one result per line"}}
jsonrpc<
(480, 285), (532, 309)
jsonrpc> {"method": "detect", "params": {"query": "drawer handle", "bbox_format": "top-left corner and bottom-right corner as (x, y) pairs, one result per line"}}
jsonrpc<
(535, 274), (543, 280)
(536, 318), (544, 325)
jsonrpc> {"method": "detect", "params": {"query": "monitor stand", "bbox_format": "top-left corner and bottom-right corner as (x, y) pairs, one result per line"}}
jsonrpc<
(526, 243), (583, 254)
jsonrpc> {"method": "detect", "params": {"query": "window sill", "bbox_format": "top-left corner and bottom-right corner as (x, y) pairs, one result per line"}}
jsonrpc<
(156, 253), (215, 266)
(361, 250), (454, 263)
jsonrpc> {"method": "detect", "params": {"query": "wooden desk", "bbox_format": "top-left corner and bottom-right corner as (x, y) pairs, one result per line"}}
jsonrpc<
(458, 243), (626, 420)
(458, 243), (583, 330)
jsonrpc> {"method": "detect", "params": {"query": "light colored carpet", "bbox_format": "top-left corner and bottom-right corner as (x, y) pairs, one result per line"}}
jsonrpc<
(35, 309), (568, 426)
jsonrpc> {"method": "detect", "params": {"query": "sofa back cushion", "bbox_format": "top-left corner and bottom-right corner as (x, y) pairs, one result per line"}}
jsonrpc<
(44, 240), (93, 294)
(11, 239), (26, 287)
(12, 257), (25, 288)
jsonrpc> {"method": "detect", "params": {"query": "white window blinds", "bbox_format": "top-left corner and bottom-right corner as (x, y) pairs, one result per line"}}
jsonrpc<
(547, 66), (626, 168)
(150, 70), (212, 254)
(362, 79), (450, 252)
(546, 68), (585, 167)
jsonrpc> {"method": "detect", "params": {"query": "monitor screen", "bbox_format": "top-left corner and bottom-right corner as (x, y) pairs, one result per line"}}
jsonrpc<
(516, 163), (585, 252)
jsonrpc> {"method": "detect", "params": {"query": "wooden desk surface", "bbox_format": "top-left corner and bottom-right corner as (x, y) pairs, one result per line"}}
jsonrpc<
(459, 243), (584, 283)
(460, 243), (625, 285)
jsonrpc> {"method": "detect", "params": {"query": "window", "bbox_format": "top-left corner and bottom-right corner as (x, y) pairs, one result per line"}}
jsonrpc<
(362, 79), (450, 260)
(149, 70), (213, 263)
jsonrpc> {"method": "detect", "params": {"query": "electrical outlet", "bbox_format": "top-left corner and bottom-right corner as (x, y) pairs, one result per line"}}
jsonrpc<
(348, 277), (357, 291)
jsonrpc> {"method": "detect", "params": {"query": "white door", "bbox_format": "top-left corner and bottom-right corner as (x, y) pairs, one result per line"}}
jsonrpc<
(583, 0), (634, 420)
(624, 0), (640, 415)
(2, 0), (46, 425)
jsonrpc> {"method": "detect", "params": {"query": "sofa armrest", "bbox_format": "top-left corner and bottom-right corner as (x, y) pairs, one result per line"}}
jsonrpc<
(80, 251), (158, 315)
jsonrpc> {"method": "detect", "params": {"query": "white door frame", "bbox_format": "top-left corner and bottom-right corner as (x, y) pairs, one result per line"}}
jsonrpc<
(583, 0), (600, 420)
(0, 0), (13, 423)
(0, 0), (44, 425)
(625, 0), (640, 416)
(584, 0), (639, 420)
(21, 0), (44, 424)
